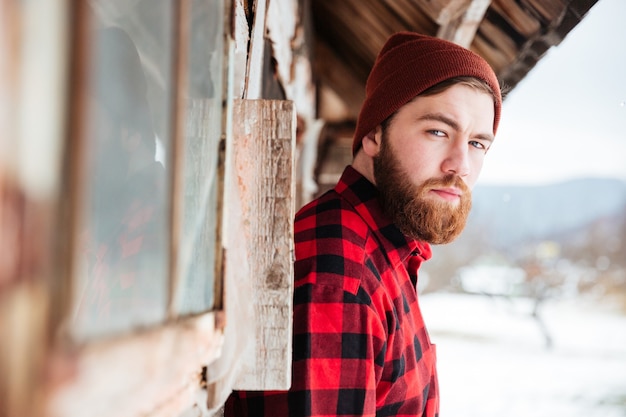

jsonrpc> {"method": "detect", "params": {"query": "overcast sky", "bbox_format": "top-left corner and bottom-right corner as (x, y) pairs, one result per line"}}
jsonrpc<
(480, 0), (626, 185)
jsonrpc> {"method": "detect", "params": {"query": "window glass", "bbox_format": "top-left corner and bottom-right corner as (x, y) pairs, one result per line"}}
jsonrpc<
(73, 2), (173, 338)
(176, 0), (224, 314)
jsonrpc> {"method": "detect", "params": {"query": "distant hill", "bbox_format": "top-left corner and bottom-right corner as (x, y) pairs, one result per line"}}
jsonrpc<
(463, 178), (626, 249)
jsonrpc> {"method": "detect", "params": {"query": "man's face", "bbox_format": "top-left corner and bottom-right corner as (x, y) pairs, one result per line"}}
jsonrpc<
(372, 83), (495, 244)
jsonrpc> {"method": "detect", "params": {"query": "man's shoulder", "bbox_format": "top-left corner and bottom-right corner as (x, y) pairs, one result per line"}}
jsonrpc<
(295, 189), (344, 218)
(295, 190), (370, 239)
(293, 190), (381, 296)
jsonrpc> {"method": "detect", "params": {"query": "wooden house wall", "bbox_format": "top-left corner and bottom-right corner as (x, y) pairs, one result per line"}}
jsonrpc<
(0, 0), (312, 416)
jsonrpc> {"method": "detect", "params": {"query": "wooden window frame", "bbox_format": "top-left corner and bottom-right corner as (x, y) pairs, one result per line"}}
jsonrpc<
(48, 1), (229, 415)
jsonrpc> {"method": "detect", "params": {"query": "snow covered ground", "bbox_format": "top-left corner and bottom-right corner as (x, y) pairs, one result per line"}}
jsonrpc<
(420, 293), (626, 417)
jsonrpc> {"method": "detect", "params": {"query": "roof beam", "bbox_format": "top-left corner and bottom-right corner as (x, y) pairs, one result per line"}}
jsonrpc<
(437, 0), (492, 48)
(418, 0), (471, 24)
(491, 0), (541, 38)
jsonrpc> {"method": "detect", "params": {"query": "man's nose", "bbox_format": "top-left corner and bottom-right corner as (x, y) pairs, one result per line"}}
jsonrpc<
(441, 141), (470, 177)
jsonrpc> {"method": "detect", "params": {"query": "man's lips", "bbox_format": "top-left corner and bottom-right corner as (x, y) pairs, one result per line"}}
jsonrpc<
(429, 187), (462, 202)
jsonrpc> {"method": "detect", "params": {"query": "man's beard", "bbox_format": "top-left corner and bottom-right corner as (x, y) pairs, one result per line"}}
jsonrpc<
(373, 132), (472, 244)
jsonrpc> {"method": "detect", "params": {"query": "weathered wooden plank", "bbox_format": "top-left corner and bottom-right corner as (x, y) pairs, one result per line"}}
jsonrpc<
(386, 0), (438, 30)
(1, 282), (50, 417)
(521, 0), (568, 22)
(491, 0), (541, 37)
(265, 0), (297, 94)
(313, 0), (385, 75)
(244, 0), (267, 98)
(231, 0), (250, 98)
(48, 313), (224, 417)
(166, 0), (191, 319)
(315, 41), (365, 121)
(566, 0), (600, 20)
(438, 0), (491, 48)
(473, 17), (518, 73)
(0, 4), (70, 417)
(416, 0), (471, 25)
(230, 99), (295, 390)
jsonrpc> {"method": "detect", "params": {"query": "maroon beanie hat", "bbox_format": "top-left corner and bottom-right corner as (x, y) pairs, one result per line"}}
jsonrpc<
(352, 31), (502, 155)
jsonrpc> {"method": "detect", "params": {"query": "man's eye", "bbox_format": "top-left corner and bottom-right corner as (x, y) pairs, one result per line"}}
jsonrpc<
(469, 140), (487, 150)
(428, 130), (445, 137)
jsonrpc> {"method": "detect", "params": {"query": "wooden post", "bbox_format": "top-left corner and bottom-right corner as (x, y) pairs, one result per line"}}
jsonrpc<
(230, 99), (295, 390)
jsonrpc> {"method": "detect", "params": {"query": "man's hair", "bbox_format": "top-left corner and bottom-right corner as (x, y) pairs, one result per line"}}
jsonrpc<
(421, 76), (496, 99)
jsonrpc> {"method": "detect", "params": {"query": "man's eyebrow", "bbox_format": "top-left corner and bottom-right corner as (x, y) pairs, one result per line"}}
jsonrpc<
(418, 112), (495, 142)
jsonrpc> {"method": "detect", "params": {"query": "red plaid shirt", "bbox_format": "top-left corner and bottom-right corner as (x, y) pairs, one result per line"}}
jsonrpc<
(226, 166), (439, 416)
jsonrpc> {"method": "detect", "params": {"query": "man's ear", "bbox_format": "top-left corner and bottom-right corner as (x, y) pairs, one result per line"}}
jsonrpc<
(361, 125), (383, 157)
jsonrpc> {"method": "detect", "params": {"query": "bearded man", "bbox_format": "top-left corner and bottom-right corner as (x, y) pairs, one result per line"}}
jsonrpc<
(225, 31), (502, 417)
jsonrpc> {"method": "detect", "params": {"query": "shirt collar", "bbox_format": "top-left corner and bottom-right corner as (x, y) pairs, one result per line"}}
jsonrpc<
(334, 166), (432, 267)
